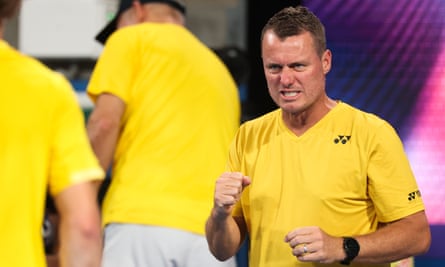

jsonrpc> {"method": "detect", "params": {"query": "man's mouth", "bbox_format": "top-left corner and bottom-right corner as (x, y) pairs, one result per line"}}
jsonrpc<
(281, 91), (299, 97)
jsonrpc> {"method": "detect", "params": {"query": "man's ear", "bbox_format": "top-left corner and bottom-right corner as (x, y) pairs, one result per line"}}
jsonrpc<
(132, 0), (146, 22)
(322, 49), (332, 74)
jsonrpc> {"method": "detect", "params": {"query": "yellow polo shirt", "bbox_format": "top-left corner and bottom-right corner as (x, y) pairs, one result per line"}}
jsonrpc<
(231, 103), (424, 267)
(0, 40), (104, 267)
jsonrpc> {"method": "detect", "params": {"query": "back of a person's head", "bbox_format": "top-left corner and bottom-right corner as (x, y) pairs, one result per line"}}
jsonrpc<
(0, 0), (21, 20)
(96, 0), (186, 44)
(142, 2), (185, 25)
(261, 5), (327, 57)
(125, 0), (186, 24)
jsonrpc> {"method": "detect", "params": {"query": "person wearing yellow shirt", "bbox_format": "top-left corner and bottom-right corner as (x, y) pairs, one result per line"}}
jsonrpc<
(205, 6), (430, 267)
(87, 0), (240, 266)
(0, 1), (105, 267)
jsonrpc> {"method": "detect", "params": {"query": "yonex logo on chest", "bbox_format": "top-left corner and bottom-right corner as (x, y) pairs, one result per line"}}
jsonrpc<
(334, 135), (351, 144)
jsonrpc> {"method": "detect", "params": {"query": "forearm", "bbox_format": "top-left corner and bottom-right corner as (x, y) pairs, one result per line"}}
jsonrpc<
(205, 208), (244, 261)
(86, 93), (125, 172)
(355, 211), (430, 264)
(286, 211), (430, 265)
(87, 116), (120, 171)
(58, 215), (102, 267)
(55, 183), (104, 267)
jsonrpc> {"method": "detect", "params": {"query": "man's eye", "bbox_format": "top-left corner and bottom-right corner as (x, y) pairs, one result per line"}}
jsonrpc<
(291, 64), (305, 70)
(268, 65), (281, 73)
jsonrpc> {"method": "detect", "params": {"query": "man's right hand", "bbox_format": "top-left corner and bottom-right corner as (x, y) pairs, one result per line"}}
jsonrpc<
(213, 172), (251, 217)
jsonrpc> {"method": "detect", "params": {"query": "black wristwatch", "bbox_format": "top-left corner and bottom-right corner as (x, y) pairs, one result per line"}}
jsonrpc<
(340, 237), (360, 265)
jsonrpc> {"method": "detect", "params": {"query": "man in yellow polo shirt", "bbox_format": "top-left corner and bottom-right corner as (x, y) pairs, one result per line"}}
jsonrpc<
(206, 6), (430, 267)
(0, 1), (105, 266)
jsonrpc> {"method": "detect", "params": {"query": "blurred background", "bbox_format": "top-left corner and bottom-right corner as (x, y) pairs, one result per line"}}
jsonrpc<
(4, 0), (444, 266)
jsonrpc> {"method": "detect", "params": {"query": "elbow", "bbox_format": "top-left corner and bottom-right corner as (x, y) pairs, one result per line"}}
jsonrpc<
(406, 211), (432, 256)
(98, 117), (119, 132)
(417, 229), (432, 255)
(205, 233), (237, 262)
(410, 221), (432, 256)
(205, 234), (232, 261)
(66, 211), (102, 242)
(216, 255), (233, 262)
(75, 219), (102, 242)
(88, 117), (118, 140)
(87, 113), (120, 144)
(209, 246), (235, 262)
(206, 232), (241, 262)
(205, 214), (243, 261)
(210, 249), (234, 261)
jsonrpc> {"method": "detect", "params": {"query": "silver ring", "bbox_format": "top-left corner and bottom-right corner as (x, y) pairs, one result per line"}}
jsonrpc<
(303, 244), (308, 254)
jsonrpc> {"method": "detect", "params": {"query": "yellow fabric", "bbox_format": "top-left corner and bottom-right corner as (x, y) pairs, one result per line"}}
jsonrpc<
(88, 23), (240, 234)
(391, 258), (414, 267)
(230, 102), (425, 267)
(0, 41), (104, 267)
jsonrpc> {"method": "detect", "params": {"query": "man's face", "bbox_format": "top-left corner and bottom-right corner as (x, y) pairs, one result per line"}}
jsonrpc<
(261, 30), (331, 115)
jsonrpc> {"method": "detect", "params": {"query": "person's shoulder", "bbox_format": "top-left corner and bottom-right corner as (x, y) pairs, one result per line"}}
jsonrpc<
(111, 23), (185, 39)
(105, 24), (149, 45)
(10, 50), (71, 92)
(242, 109), (280, 125)
(239, 109), (281, 135)
(23, 61), (75, 103)
(338, 102), (397, 139)
(339, 102), (389, 127)
(14, 49), (50, 74)
(234, 109), (280, 146)
(106, 23), (188, 50)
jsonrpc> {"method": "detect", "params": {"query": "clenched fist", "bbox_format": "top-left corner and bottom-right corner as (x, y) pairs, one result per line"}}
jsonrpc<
(213, 172), (251, 217)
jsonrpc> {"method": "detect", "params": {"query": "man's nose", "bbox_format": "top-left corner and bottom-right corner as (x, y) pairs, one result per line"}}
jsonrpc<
(280, 67), (295, 87)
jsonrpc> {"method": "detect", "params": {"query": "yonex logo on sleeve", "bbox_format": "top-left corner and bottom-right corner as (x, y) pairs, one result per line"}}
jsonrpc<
(408, 190), (421, 201)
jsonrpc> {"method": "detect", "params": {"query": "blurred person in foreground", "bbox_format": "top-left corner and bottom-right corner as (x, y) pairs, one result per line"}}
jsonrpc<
(86, 0), (240, 266)
(0, 0), (105, 267)
(205, 6), (430, 267)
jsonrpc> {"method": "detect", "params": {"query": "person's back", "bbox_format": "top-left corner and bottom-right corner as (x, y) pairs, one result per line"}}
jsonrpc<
(90, 20), (240, 236)
(87, 1), (240, 266)
(0, 1), (104, 266)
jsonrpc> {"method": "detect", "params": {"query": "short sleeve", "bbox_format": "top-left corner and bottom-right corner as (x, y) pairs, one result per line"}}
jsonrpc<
(367, 122), (425, 222)
(87, 30), (138, 104)
(48, 74), (104, 195)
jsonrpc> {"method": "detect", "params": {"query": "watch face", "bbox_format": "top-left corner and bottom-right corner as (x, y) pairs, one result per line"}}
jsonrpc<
(341, 237), (360, 265)
(346, 238), (360, 252)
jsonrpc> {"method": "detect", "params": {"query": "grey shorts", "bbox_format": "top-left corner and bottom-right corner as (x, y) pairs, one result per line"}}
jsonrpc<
(102, 223), (237, 267)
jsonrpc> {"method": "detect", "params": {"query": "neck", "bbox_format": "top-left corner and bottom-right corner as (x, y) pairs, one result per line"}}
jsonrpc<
(142, 3), (185, 25)
(283, 97), (337, 136)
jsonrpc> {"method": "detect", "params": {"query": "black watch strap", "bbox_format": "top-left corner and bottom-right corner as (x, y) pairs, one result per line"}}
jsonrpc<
(340, 237), (360, 265)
